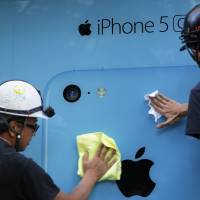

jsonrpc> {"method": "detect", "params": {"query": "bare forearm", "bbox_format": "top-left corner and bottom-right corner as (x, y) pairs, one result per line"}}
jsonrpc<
(55, 172), (97, 200)
(69, 172), (97, 200)
(55, 144), (116, 200)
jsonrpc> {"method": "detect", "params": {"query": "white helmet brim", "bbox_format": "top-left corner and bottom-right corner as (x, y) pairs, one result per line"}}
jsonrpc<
(29, 111), (50, 119)
(0, 110), (49, 119)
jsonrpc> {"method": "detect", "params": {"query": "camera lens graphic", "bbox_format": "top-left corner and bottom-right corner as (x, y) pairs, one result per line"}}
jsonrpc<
(63, 84), (81, 102)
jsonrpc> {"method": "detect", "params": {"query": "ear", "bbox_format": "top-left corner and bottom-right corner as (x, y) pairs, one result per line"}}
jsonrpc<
(8, 121), (23, 137)
(8, 130), (15, 137)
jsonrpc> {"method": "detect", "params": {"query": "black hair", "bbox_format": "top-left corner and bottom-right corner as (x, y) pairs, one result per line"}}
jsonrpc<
(0, 113), (26, 134)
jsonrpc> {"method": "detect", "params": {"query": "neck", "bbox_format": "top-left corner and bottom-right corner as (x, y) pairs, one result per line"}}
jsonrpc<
(0, 132), (15, 147)
(0, 136), (12, 145)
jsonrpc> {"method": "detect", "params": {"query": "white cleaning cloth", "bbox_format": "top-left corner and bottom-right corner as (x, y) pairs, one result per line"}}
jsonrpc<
(144, 90), (162, 122)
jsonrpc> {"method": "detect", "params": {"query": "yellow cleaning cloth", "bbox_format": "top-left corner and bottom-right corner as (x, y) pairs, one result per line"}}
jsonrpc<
(77, 132), (121, 181)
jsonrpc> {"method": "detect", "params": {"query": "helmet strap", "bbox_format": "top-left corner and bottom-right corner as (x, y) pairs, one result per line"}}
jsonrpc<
(15, 134), (21, 152)
(8, 126), (23, 152)
(186, 46), (200, 67)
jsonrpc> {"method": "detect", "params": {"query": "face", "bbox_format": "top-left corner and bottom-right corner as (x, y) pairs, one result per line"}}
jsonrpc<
(190, 49), (200, 66)
(188, 48), (200, 67)
(17, 117), (39, 151)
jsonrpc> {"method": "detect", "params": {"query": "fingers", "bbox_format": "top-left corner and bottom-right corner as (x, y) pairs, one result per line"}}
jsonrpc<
(155, 94), (169, 105)
(157, 93), (170, 102)
(108, 158), (118, 169)
(95, 143), (117, 164)
(157, 121), (169, 128)
(150, 96), (165, 109)
(95, 143), (104, 157)
(99, 145), (108, 159)
(149, 93), (170, 107)
(149, 93), (173, 114)
(157, 117), (173, 128)
(83, 151), (89, 162)
(99, 145), (116, 161)
(157, 115), (180, 128)
(104, 148), (117, 170)
(150, 101), (165, 113)
(96, 143), (113, 159)
(105, 149), (116, 162)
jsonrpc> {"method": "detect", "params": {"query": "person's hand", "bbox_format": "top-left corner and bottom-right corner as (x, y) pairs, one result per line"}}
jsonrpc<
(82, 144), (117, 182)
(54, 145), (117, 200)
(149, 93), (188, 128)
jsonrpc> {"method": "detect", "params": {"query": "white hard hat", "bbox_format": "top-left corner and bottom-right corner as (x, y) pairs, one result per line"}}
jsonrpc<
(0, 80), (55, 119)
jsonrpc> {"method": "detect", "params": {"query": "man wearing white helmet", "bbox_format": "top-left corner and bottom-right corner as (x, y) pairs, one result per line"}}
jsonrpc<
(0, 80), (117, 200)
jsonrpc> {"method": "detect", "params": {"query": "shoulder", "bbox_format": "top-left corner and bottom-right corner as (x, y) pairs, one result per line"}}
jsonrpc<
(5, 152), (44, 176)
(191, 82), (200, 91)
(24, 157), (46, 176)
(22, 157), (59, 188)
(21, 157), (60, 200)
(2, 151), (30, 172)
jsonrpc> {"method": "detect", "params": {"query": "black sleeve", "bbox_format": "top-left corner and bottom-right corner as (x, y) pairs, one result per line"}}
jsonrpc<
(186, 82), (200, 139)
(21, 159), (60, 200)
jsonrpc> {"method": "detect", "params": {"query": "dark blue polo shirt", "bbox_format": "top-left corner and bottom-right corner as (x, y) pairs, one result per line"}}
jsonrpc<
(0, 139), (60, 200)
(186, 82), (200, 139)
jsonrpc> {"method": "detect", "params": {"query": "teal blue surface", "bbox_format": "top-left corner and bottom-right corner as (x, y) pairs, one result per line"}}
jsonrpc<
(0, 1), (200, 199)
(43, 66), (200, 200)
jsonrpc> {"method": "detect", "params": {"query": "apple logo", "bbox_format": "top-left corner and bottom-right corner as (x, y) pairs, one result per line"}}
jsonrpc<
(78, 20), (92, 36)
(116, 147), (156, 197)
